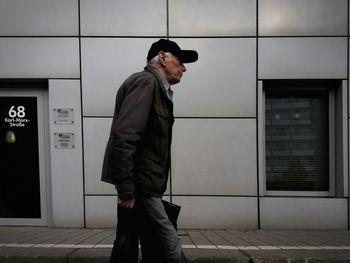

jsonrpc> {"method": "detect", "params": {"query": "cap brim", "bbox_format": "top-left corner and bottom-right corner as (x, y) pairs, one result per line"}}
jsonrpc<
(179, 50), (198, 63)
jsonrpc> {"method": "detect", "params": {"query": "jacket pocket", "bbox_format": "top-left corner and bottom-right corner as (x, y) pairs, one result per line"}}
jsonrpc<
(153, 104), (170, 136)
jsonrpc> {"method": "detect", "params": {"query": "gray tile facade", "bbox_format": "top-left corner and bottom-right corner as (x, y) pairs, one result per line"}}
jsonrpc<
(0, 0), (348, 229)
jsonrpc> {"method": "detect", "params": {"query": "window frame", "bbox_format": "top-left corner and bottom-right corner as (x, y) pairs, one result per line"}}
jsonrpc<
(258, 80), (346, 197)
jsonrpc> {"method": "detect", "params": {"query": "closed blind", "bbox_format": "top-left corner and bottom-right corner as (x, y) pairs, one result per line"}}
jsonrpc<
(265, 89), (329, 191)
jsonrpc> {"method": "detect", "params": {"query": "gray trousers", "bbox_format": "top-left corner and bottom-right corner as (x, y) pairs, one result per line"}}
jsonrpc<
(110, 196), (187, 263)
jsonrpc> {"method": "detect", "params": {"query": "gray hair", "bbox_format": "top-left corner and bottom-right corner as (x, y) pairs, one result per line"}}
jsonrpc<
(148, 52), (172, 65)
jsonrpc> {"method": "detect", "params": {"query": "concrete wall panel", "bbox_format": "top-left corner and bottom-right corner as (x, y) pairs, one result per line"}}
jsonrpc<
(0, 0), (78, 36)
(0, 38), (79, 78)
(172, 119), (257, 196)
(81, 0), (166, 36)
(259, 0), (347, 36)
(259, 37), (347, 79)
(260, 197), (348, 229)
(169, 0), (256, 36)
(49, 80), (84, 227)
(173, 38), (256, 117)
(174, 196), (258, 229)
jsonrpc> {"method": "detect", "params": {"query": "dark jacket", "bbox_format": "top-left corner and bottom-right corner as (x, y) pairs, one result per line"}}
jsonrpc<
(101, 65), (174, 200)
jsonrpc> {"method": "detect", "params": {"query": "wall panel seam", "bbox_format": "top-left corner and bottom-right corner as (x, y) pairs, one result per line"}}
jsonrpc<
(78, 0), (87, 228)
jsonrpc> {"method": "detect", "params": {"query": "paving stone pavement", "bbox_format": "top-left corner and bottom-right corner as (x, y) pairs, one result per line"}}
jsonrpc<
(1, 227), (350, 262)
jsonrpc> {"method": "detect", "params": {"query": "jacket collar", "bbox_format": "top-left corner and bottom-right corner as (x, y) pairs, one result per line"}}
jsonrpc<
(144, 65), (172, 103)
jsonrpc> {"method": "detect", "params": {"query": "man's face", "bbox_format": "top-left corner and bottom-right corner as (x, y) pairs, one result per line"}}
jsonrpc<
(163, 53), (186, 85)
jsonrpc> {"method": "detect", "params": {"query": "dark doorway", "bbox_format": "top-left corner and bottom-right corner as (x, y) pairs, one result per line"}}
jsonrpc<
(0, 96), (41, 218)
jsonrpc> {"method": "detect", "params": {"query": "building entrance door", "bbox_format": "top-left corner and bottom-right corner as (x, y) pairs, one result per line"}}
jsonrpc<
(0, 88), (48, 226)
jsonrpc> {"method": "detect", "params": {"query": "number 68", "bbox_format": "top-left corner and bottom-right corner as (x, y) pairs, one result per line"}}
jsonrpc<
(9, 106), (26, 118)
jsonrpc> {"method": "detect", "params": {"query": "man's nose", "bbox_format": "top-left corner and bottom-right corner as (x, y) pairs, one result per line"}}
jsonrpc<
(181, 64), (186, 72)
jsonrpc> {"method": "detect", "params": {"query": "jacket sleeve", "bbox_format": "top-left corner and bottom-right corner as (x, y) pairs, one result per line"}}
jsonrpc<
(111, 76), (156, 200)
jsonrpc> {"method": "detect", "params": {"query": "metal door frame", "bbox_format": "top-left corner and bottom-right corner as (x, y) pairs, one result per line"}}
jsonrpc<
(0, 89), (49, 226)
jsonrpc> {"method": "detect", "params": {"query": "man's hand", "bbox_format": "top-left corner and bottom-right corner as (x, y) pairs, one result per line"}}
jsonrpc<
(117, 198), (135, 209)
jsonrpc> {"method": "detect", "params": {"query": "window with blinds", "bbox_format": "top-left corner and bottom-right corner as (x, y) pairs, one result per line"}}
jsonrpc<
(265, 88), (329, 192)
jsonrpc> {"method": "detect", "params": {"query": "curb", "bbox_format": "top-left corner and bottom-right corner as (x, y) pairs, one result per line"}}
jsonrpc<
(1, 247), (350, 263)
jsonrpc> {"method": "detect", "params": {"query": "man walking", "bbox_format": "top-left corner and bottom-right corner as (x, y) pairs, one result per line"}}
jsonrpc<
(102, 39), (198, 263)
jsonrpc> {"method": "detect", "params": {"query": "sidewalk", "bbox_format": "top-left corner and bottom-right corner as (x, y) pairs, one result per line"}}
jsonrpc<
(1, 227), (350, 262)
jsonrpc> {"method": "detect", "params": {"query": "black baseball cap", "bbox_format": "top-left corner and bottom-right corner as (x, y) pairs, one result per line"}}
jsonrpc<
(147, 39), (198, 63)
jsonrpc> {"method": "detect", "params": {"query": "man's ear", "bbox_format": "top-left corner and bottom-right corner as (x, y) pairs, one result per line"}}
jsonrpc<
(158, 51), (167, 67)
